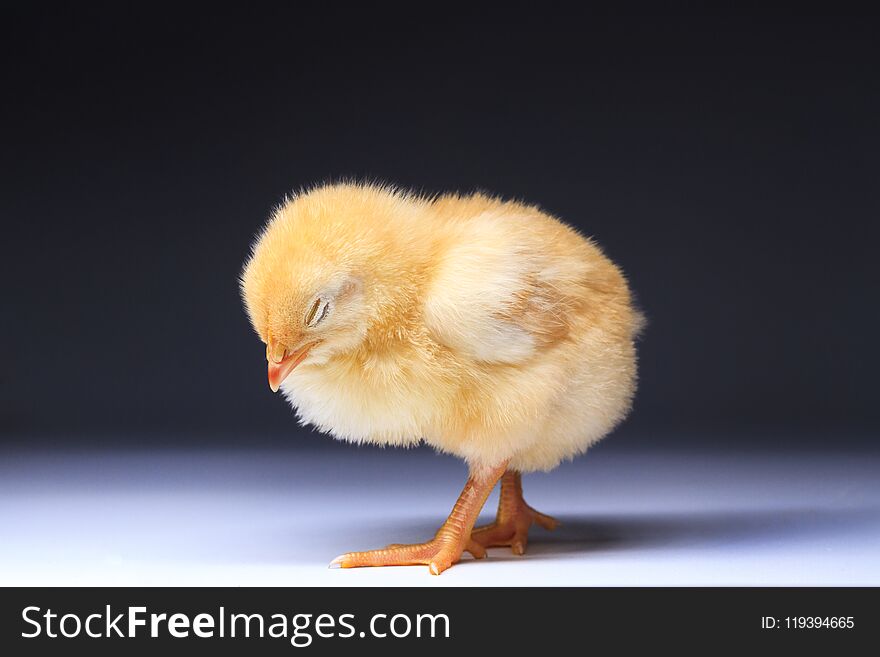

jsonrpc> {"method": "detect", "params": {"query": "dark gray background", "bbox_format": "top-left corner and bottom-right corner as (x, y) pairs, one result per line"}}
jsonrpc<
(2, 5), (878, 447)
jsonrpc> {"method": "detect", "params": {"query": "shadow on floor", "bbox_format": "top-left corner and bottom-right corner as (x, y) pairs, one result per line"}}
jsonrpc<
(248, 506), (878, 564)
(519, 507), (878, 559)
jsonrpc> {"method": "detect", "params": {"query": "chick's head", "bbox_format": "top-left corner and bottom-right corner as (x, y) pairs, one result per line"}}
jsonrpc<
(240, 194), (372, 392)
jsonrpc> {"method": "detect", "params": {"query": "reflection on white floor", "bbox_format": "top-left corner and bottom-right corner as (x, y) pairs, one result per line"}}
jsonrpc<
(1, 442), (878, 586)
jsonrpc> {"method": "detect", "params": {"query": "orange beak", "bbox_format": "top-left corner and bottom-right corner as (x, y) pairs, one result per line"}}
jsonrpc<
(266, 340), (318, 392)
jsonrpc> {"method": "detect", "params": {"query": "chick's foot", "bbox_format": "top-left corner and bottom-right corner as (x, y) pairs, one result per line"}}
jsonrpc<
(471, 470), (559, 555)
(329, 536), (487, 575)
(329, 462), (507, 575)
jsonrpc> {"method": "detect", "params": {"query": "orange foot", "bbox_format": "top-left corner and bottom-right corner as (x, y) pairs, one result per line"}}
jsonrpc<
(330, 462), (506, 575)
(471, 470), (559, 555)
(330, 536), (488, 575)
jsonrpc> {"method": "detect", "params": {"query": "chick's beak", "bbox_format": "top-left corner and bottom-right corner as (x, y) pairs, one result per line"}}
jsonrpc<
(266, 339), (317, 393)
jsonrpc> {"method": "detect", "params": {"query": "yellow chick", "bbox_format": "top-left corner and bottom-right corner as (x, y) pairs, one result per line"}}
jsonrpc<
(241, 182), (642, 574)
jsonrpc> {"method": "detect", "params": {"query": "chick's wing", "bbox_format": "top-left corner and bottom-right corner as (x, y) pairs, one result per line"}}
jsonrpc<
(423, 211), (583, 364)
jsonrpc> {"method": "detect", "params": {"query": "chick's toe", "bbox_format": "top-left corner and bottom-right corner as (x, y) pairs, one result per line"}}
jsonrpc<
(471, 470), (559, 555)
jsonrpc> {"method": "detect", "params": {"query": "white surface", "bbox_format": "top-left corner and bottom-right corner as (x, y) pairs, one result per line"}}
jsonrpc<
(1, 443), (878, 586)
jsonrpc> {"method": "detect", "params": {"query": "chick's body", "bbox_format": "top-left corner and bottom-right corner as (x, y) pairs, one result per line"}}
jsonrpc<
(241, 183), (641, 572)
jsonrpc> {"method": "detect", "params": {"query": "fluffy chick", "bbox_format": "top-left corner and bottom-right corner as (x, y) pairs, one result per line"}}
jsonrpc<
(241, 182), (642, 574)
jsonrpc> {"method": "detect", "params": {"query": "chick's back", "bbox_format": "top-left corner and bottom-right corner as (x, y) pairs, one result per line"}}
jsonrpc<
(416, 193), (641, 471)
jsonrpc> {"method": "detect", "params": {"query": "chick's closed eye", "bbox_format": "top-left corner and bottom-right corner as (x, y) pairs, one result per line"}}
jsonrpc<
(305, 297), (330, 327)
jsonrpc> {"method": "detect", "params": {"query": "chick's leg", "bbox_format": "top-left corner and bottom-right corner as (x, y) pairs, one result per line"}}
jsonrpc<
(330, 461), (507, 575)
(470, 470), (559, 555)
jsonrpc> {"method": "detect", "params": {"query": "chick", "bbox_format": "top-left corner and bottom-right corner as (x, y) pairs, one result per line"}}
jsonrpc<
(241, 183), (642, 574)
